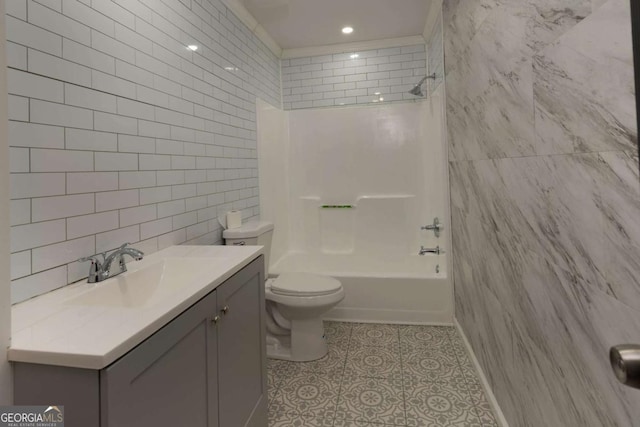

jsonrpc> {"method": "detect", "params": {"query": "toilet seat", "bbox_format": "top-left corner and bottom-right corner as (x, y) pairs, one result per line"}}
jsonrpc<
(271, 272), (342, 297)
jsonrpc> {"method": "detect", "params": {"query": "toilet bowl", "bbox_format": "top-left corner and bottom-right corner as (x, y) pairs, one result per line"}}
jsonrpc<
(265, 273), (345, 361)
(223, 221), (344, 362)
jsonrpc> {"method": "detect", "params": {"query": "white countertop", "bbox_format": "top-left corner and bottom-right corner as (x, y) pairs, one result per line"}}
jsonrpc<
(9, 245), (263, 370)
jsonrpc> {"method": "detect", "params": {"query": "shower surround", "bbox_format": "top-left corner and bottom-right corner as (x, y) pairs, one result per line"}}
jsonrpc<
(257, 91), (452, 324)
(445, 0), (640, 426)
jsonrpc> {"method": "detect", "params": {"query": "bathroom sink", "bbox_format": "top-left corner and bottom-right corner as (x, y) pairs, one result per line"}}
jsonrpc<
(66, 257), (214, 308)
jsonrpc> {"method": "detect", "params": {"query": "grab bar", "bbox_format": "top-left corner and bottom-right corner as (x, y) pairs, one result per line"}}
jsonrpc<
(321, 205), (354, 209)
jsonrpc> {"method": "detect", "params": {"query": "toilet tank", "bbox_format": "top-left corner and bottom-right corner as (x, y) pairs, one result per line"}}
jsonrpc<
(223, 221), (274, 274)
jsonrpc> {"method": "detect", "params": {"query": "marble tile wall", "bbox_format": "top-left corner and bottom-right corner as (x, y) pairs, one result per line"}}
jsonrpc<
(444, 0), (640, 425)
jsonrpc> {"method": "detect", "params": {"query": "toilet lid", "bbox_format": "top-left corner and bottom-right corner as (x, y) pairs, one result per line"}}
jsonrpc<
(271, 272), (342, 297)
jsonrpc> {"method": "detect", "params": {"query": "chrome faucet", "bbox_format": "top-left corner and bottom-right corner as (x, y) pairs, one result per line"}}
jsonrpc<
(419, 245), (443, 256)
(421, 217), (443, 237)
(78, 243), (144, 283)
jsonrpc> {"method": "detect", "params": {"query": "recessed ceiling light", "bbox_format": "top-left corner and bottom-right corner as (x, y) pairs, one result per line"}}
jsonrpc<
(350, 53), (359, 59)
(342, 26), (354, 34)
(374, 92), (381, 95)
(187, 45), (198, 51)
(379, 97), (384, 101)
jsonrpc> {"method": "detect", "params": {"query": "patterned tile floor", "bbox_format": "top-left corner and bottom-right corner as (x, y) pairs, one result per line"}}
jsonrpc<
(267, 322), (498, 427)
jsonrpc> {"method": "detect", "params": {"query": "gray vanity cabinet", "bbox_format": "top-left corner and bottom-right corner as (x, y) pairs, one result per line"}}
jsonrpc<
(13, 255), (267, 427)
(100, 289), (219, 427)
(216, 257), (267, 427)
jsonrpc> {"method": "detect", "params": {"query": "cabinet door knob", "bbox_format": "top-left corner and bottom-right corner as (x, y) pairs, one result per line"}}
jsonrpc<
(211, 315), (220, 324)
(221, 306), (229, 315)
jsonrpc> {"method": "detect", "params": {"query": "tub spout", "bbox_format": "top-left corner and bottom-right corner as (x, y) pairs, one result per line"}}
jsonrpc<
(419, 245), (443, 255)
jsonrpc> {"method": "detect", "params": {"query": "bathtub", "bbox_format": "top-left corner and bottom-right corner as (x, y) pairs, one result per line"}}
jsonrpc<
(270, 251), (453, 325)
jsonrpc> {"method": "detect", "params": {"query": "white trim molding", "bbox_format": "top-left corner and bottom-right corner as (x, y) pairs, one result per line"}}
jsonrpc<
(254, 24), (282, 57)
(220, 0), (283, 57)
(455, 320), (510, 427)
(281, 35), (426, 59)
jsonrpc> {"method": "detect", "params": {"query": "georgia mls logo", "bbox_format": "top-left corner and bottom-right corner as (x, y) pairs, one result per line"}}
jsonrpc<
(0, 405), (64, 426)
(44, 406), (62, 418)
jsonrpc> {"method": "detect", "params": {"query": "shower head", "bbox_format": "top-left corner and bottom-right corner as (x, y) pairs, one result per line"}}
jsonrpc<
(409, 79), (426, 96)
(408, 73), (436, 97)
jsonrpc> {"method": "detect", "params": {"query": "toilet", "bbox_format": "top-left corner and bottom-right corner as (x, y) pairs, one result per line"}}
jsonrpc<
(223, 221), (344, 362)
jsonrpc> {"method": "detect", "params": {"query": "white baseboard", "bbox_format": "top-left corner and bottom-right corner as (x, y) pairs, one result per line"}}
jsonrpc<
(454, 319), (509, 427)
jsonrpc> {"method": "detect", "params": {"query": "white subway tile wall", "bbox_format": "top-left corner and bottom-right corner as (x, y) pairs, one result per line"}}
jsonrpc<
(6, 0), (281, 303)
(281, 44), (427, 110)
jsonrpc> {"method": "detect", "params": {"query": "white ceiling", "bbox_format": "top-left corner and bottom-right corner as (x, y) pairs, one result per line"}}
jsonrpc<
(240, 0), (430, 50)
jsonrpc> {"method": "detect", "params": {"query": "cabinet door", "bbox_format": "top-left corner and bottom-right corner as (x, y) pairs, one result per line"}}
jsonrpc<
(216, 256), (267, 427)
(101, 291), (219, 427)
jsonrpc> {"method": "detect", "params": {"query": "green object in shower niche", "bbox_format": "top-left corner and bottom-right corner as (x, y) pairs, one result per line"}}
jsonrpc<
(321, 205), (354, 209)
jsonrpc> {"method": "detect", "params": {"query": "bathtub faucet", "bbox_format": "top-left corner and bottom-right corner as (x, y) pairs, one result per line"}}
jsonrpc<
(419, 245), (443, 255)
(421, 217), (443, 237)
